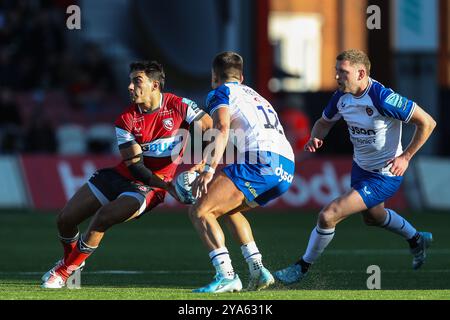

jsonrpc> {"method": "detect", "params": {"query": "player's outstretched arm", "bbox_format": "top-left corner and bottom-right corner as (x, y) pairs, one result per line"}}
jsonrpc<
(198, 113), (214, 132)
(192, 107), (230, 198)
(388, 105), (436, 176)
(188, 114), (213, 174)
(304, 117), (336, 152)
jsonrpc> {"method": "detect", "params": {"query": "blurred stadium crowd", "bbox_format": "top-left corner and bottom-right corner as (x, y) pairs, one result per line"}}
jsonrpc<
(0, 0), (122, 155)
(0, 0), (314, 158)
(1, 0), (447, 159)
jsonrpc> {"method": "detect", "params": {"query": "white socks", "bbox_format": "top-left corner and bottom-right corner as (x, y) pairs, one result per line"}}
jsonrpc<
(208, 243), (266, 279)
(299, 209), (417, 265)
(209, 247), (235, 279)
(381, 208), (417, 239)
(241, 241), (263, 277)
(302, 226), (335, 264)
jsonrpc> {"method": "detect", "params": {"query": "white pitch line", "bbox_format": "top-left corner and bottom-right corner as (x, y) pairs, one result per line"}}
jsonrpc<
(2, 269), (450, 276)
(2, 249), (448, 276)
(0, 270), (209, 276)
(320, 249), (450, 255)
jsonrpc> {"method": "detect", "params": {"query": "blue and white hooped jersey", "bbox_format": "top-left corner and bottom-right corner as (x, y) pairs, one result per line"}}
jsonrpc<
(205, 82), (295, 162)
(322, 78), (417, 173)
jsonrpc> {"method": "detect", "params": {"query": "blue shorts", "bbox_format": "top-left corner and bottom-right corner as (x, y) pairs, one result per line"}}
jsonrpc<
(222, 152), (295, 207)
(351, 161), (403, 209)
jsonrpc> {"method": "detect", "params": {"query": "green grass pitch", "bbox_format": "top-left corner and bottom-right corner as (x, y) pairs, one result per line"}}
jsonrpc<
(1, 208), (449, 300)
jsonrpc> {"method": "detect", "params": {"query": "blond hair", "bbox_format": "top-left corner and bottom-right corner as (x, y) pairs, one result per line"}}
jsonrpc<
(336, 49), (371, 76)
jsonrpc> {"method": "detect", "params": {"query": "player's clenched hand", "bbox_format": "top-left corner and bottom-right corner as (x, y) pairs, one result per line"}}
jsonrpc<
(192, 172), (214, 198)
(387, 155), (409, 176)
(189, 160), (206, 174)
(304, 138), (323, 152)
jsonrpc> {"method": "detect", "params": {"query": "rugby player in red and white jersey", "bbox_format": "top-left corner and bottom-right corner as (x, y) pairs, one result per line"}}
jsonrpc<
(41, 61), (212, 288)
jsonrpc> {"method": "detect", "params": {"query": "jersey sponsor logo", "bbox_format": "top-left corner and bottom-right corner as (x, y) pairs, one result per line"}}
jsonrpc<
(133, 116), (145, 122)
(385, 93), (408, 111)
(349, 126), (376, 136)
(184, 98), (204, 123)
(136, 184), (150, 192)
(354, 137), (376, 145)
(141, 136), (183, 157)
(244, 181), (258, 197)
(132, 116), (145, 134)
(162, 118), (174, 131)
(366, 107), (374, 116)
(182, 98), (199, 110)
(159, 109), (174, 117)
(275, 164), (294, 183)
(242, 86), (258, 97)
(116, 127), (136, 145)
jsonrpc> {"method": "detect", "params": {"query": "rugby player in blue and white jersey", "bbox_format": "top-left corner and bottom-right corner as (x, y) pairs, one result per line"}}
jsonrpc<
(275, 49), (437, 285)
(188, 51), (295, 293)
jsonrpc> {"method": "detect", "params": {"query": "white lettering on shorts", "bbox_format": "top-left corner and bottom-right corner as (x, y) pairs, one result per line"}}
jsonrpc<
(275, 164), (294, 183)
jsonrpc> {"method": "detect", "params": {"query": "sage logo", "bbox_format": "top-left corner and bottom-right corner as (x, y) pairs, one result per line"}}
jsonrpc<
(66, 5), (81, 30)
(367, 5), (381, 30)
(366, 265), (381, 289)
(349, 126), (376, 136)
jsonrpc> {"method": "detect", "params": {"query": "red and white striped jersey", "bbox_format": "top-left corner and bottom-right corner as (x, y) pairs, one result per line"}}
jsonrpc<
(114, 93), (204, 182)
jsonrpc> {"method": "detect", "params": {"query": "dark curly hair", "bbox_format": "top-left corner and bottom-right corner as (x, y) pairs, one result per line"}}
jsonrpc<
(129, 60), (166, 90)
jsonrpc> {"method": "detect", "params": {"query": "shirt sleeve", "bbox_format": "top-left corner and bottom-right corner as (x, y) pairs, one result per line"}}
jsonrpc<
(180, 97), (205, 124)
(376, 86), (416, 122)
(322, 91), (343, 122)
(114, 114), (136, 146)
(205, 85), (230, 115)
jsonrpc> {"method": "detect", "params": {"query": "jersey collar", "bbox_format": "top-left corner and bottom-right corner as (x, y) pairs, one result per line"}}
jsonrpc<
(353, 78), (372, 99)
(137, 93), (164, 114)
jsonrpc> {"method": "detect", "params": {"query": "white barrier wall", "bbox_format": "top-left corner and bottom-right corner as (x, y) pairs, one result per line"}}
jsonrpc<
(0, 157), (29, 208)
(4, 155), (450, 211)
(415, 157), (450, 210)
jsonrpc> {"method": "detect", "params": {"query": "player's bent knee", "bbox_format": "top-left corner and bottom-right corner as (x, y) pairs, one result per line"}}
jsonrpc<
(93, 207), (130, 231)
(362, 215), (384, 226)
(188, 204), (207, 220)
(362, 215), (379, 226)
(56, 211), (65, 229)
(362, 207), (386, 226)
(188, 202), (220, 221)
(319, 203), (341, 227)
(56, 209), (75, 229)
(318, 212), (335, 228)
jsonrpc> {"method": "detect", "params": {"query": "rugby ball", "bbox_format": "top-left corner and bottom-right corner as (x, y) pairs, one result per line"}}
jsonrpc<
(174, 171), (200, 204)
